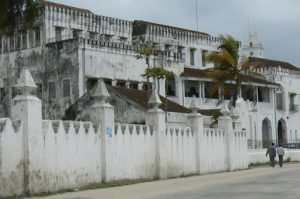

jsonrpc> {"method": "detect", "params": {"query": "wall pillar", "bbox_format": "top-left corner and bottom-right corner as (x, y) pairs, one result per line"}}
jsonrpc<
(188, 97), (203, 174)
(88, 79), (114, 183)
(11, 69), (42, 196)
(218, 102), (235, 171)
(145, 89), (167, 179)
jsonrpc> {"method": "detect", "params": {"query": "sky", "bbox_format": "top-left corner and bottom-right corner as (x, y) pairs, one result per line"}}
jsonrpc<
(51, 0), (300, 66)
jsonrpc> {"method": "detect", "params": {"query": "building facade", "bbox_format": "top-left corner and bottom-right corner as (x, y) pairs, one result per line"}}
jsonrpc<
(0, 1), (299, 148)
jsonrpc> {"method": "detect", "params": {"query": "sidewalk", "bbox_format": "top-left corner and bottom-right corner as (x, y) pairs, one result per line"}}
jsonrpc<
(27, 163), (300, 199)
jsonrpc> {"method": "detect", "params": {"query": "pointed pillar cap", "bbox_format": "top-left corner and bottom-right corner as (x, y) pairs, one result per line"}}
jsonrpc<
(189, 95), (200, 114)
(220, 101), (230, 116)
(148, 89), (162, 109)
(14, 68), (37, 96)
(92, 78), (110, 104)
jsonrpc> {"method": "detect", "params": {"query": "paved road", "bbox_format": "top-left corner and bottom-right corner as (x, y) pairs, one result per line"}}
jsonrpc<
(29, 163), (300, 199)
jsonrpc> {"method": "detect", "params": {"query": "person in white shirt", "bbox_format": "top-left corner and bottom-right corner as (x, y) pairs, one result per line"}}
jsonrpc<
(277, 144), (285, 167)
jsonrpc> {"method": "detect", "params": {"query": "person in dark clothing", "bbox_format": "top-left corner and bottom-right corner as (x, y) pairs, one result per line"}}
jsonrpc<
(266, 143), (276, 167)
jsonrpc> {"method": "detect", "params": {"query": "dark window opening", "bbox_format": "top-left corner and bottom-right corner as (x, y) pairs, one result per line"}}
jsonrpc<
(35, 29), (41, 46)
(55, 27), (62, 41)
(63, 79), (71, 97)
(190, 48), (195, 66)
(0, 87), (5, 105)
(22, 31), (27, 49)
(129, 82), (138, 89)
(36, 83), (42, 99)
(204, 82), (218, 99)
(116, 81), (126, 88)
(48, 82), (56, 99)
(276, 93), (284, 110)
(185, 81), (199, 98)
(142, 83), (152, 91)
(241, 85), (254, 101)
(166, 78), (176, 96)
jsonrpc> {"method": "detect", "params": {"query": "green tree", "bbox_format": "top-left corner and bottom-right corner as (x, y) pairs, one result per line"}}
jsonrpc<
(0, 0), (38, 36)
(142, 67), (174, 94)
(204, 34), (251, 107)
(136, 39), (155, 97)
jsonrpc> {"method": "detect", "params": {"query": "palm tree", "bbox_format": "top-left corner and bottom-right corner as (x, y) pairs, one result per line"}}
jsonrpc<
(204, 34), (250, 107)
(0, 0), (38, 36)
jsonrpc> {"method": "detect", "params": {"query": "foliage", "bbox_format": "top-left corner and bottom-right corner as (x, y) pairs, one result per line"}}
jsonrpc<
(136, 40), (155, 66)
(143, 67), (174, 80)
(0, 0), (38, 36)
(204, 34), (258, 107)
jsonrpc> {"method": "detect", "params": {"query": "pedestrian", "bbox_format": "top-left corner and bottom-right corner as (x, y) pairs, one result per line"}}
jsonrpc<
(266, 142), (276, 167)
(277, 144), (285, 167)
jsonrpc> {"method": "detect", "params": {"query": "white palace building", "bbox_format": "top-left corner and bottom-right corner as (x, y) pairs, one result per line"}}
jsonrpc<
(0, 0), (300, 149)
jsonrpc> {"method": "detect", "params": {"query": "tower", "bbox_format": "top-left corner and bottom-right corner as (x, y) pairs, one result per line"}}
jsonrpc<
(243, 25), (264, 58)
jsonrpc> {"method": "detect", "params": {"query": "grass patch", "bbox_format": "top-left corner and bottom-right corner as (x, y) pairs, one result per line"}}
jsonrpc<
(79, 178), (153, 191)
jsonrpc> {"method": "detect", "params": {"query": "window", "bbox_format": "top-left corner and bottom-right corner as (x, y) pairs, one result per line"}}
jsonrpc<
(276, 93), (284, 110)
(190, 48), (195, 66)
(36, 83), (42, 99)
(165, 44), (171, 57)
(22, 31), (27, 49)
(48, 82), (56, 99)
(0, 87), (5, 105)
(63, 79), (71, 97)
(35, 28), (41, 46)
(249, 42), (253, 47)
(116, 81), (126, 87)
(257, 87), (270, 102)
(202, 50), (207, 67)
(289, 93), (297, 111)
(204, 82), (218, 99)
(129, 82), (138, 89)
(185, 81), (199, 98)
(250, 52), (254, 56)
(55, 27), (62, 41)
(177, 46), (184, 59)
(166, 78), (176, 96)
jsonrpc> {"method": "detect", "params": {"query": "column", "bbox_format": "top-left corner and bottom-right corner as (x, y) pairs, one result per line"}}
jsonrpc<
(145, 89), (167, 179)
(188, 97), (203, 174)
(11, 69), (42, 195)
(88, 79), (114, 182)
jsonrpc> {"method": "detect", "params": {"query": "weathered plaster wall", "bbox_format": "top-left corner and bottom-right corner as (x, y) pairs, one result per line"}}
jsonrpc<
(109, 124), (156, 180)
(29, 120), (102, 194)
(0, 119), (24, 198)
